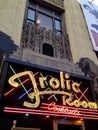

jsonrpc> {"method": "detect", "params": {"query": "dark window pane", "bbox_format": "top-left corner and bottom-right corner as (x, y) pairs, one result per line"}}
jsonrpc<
(55, 11), (61, 19)
(29, 1), (36, 9)
(38, 5), (52, 15)
(43, 43), (54, 57)
(27, 9), (35, 21)
(38, 13), (53, 30)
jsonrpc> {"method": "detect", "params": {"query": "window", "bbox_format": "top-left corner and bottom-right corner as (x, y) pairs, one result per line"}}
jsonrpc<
(27, 8), (35, 24)
(55, 19), (61, 33)
(27, 0), (62, 33)
(43, 43), (54, 57)
(38, 13), (53, 30)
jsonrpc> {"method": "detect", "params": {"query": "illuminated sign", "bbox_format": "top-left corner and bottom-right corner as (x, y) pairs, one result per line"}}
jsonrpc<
(2, 60), (98, 119)
(80, 0), (98, 51)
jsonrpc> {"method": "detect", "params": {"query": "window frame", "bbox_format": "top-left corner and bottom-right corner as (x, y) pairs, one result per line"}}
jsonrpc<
(26, 0), (62, 33)
(53, 119), (85, 130)
(27, 8), (36, 24)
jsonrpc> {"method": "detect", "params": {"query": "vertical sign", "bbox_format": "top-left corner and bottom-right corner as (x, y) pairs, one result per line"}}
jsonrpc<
(80, 0), (98, 51)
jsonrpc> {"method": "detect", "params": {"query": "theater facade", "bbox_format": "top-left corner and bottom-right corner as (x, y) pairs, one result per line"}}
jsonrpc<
(0, 0), (98, 130)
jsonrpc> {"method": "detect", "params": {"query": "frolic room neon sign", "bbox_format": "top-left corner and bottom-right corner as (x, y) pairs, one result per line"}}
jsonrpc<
(2, 61), (98, 119)
(8, 71), (97, 109)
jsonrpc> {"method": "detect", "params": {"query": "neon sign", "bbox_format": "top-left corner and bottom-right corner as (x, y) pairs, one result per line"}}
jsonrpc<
(45, 102), (80, 116)
(2, 61), (98, 119)
(7, 70), (97, 109)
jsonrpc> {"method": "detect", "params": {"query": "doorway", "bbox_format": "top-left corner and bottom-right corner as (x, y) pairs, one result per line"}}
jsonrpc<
(53, 119), (85, 130)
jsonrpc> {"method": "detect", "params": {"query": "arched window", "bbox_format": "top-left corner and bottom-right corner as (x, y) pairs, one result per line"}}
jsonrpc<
(43, 43), (54, 57)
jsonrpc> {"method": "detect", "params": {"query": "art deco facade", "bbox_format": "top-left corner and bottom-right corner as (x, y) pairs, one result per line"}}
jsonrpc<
(0, 0), (98, 130)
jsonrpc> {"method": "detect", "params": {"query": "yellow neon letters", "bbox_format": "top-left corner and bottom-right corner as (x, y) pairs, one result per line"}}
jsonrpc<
(8, 70), (98, 109)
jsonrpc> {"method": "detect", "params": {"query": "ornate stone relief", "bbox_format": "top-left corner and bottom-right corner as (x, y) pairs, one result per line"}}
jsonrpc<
(21, 22), (72, 61)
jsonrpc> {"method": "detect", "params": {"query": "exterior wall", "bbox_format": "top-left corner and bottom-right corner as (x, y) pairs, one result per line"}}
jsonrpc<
(64, 0), (98, 65)
(0, 0), (98, 65)
(7, 0), (84, 77)
(0, 0), (26, 46)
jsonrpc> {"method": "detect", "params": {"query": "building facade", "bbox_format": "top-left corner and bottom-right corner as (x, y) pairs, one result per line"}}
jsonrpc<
(0, 0), (98, 130)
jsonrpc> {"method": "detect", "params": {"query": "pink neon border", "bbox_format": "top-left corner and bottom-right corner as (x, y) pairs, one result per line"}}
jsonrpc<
(4, 106), (98, 120)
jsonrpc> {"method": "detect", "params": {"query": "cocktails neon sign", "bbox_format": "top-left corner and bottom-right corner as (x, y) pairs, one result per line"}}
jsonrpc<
(3, 62), (98, 119)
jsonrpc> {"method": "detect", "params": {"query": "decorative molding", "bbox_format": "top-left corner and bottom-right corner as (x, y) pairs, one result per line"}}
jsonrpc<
(22, 49), (84, 76)
(43, 0), (64, 10)
(35, 0), (64, 10)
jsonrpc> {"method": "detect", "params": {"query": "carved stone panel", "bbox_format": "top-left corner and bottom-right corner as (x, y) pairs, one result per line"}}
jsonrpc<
(21, 22), (72, 61)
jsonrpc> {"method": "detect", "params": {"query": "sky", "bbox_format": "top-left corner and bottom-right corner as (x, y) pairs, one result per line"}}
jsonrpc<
(88, 0), (98, 5)
(78, 0), (98, 6)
